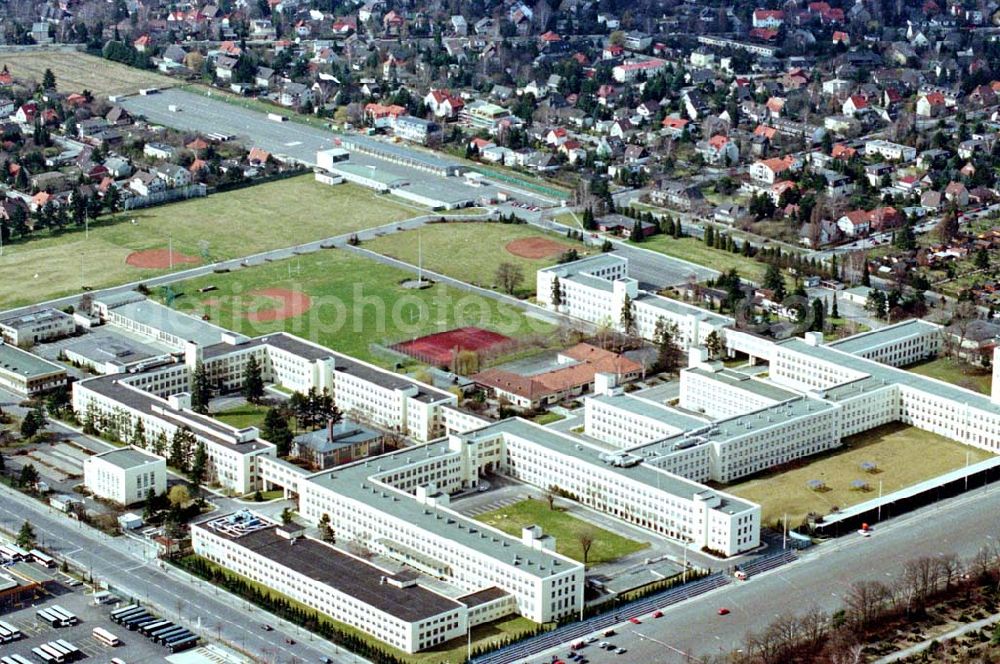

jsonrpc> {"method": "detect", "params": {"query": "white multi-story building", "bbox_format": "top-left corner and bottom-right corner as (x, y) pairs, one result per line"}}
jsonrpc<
(0, 309), (76, 346)
(192, 512), (474, 654)
(83, 447), (166, 506)
(864, 139), (917, 162)
(0, 342), (67, 397)
(538, 255), (732, 350)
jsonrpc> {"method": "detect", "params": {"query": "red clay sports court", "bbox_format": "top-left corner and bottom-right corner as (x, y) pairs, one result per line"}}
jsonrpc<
(393, 327), (511, 365)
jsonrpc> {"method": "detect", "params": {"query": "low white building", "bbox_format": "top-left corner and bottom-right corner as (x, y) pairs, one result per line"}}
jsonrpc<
(83, 447), (166, 506)
(0, 309), (76, 346)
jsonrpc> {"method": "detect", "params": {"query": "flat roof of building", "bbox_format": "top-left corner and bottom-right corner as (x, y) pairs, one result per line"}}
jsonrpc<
(201, 516), (463, 622)
(0, 342), (65, 378)
(332, 162), (410, 187)
(64, 333), (164, 366)
(90, 446), (163, 470)
(0, 308), (73, 328)
(400, 181), (477, 205)
(468, 418), (755, 515)
(110, 299), (242, 347)
(340, 134), (459, 172)
(309, 440), (577, 578)
(636, 292), (732, 327)
(589, 392), (708, 432)
(685, 366), (799, 402)
(826, 319), (940, 355)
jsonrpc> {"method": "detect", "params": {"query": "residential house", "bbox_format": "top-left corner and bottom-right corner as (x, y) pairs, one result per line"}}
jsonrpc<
(698, 135), (739, 165)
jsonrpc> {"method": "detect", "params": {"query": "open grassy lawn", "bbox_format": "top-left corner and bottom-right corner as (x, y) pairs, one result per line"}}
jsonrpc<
(0, 175), (415, 307)
(635, 235), (770, 286)
(475, 498), (649, 566)
(213, 402), (270, 430)
(184, 555), (544, 664)
(365, 222), (581, 298)
(162, 249), (556, 364)
(906, 357), (992, 395)
(725, 423), (995, 526)
(0, 51), (175, 97)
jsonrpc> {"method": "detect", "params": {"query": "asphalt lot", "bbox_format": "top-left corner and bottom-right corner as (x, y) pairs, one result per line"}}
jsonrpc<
(0, 576), (173, 663)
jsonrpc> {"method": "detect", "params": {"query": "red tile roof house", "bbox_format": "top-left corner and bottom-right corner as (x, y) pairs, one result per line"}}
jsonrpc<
(472, 343), (642, 410)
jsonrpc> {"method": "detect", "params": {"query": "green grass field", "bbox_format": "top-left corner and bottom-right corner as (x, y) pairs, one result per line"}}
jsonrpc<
(635, 235), (770, 285)
(0, 51), (176, 97)
(213, 402), (271, 430)
(475, 499), (649, 567)
(906, 357), (992, 395)
(725, 423), (995, 526)
(0, 176), (415, 307)
(365, 222), (581, 298)
(162, 250), (556, 364)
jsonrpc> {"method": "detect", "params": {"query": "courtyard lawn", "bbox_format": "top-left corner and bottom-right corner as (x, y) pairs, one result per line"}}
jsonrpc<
(213, 403), (270, 430)
(161, 250), (556, 365)
(475, 498), (649, 566)
(906, 357), (992, 395)
(0, 175), (415, 307)
(0, 51), (175, 97)
(724, 423), (995, 526)
(365, 222), (581, 299)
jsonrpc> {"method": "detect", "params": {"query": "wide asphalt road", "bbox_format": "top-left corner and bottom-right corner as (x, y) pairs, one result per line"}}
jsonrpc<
(525, 478), (1000, 664)
(0, 485), (366, 663)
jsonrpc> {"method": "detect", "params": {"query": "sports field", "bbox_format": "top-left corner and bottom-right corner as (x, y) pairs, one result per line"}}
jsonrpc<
(365, 222), (580, 298)
(475, 499), (649, 567)
(0, 51), (175, 97)
(393, 327), (512, 366)
(161, 250), (556, 364)
(725, 423), (995, 526)
(0, 175), (414, 307)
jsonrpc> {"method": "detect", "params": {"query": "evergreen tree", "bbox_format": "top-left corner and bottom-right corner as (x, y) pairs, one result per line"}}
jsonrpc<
(705, 330), (724, 359)
(169, 427), (196, 472)
(550, 275), (562, 307)
(631, 219), (644, 242)
(704, 225), (715, 247)
(262, 407), (293, 456)
(243, 355), (265, 404)
(20, 407), (45, 439)
(190, 363), (212, 414)
(810, 298), (825, 332)
(652, 318), (682, 373)
(190, 440), (208, 490)
(318, 513), (335, 543)
(152, 431), (168, 457)
(620, 294), (636, 336)
(19, 463), (39, 489)
(130, 417), (146, 448)
(763, 262), (786, 302)
(861, 261), (871, 287)
(894, 217), (917, 251)
(16, 520), (35, 549)
(831, 293), (839, 319)
(975, 248), (990, 270)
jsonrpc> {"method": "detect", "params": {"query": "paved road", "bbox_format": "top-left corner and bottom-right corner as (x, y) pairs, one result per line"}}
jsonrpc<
(0, 485), (364, 664)
(524, 478), (1000, 664)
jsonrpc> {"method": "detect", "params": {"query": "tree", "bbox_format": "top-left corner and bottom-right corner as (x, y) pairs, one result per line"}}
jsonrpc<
(19, 463), (39, 489)
(865, 289), (886, 319)
(861, 261), (871, 287)
(262, 407), (293, 456)
(142, 487), (157, 521)
(763, 262), (786, 302)
(130, 417), (146, 448)
(20, 407), (45, 439)
(935, 208), (960, 244)
(653, 317), (682, 373)
(550, 275), (562, 307)
(631, 219), (644, 242)
(190, 363), (211, 414)
(975, 247), (990, 270)
(169, 426), (195, 472)
(42, 68), (56, 90)
(620, 294), (636, 336)
(811, 298), (825, 331)
(495, 262), (524, 295)
(242, 355), (265, 404)
(168, 484), (190, 507)
(280, 507), (295, 525)
(546, 486), (558, 510)
(894, 217), (916, 251)
(190, 440), (208, 490)
(705, 330), (724, 359)
(318, 512), (335, 543)
(152, 431), (168, 457)
(578, 530), (595, 567)
(16, 520), (35, 549)
(831, 293), (840, 319)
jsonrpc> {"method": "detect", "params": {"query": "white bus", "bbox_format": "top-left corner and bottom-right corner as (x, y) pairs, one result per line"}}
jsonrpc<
(48, 606), (78, 625)
(92, 627), (121, 647)
(31, 646), (58, 664)
(54, 639), (79, 659)
(29, 549), (55, 568)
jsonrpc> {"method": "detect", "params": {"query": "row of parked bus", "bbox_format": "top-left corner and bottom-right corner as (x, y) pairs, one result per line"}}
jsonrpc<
(0, 638), (82, 664)
(0, 619), (22, 643)
(0, 545), (56, 569)
(35, 606), (78, 628)
(109, 604), (199, 653)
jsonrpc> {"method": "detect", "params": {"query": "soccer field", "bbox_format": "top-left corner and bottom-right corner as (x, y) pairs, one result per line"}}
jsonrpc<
(0, 176), (415, 308)
(161, 249), (556, 364)
(0, 51), (175, 97)
(365, 222), (581, 298)
(724, 423), (995, 526)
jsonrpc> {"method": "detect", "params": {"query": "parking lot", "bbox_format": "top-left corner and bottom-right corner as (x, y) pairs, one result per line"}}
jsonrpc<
(0, 577), (172, 663)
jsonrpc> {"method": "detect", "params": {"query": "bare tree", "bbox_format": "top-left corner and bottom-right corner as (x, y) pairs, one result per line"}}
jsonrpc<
(495, 262), (524, 295)
(545, 485), (558, 510)
(951, 301), (978, 359)
(578, 531), (595, 567)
